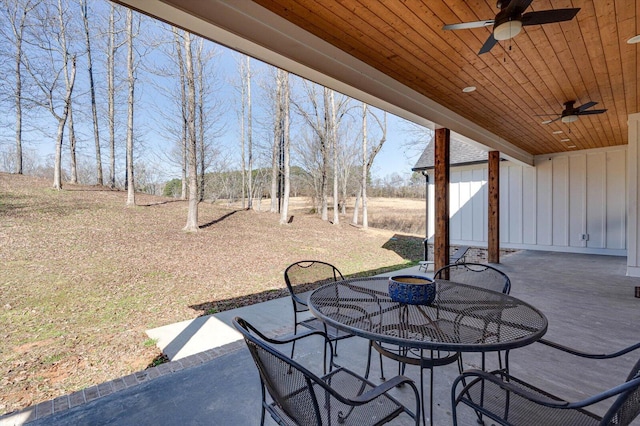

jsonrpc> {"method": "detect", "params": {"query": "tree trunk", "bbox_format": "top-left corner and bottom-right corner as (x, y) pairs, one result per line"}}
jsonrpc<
(107, 4), (116, 188)
(240, 57), (246, 209)
(246, 56), (253, 210)
(270, 69), (283, 213)
(67, 104), (78, 183)
(279, 71), (291, 224)
(81, 0), (103, 185)
(11, 2), (31, 175)
(362, 102), (368, 229)
(320, 87), (329, 221)
(125, 8), (135, 206)
(183, 32), (199, 232)
(330, 90), (339, 224)
(197, 39), (205, 203)
(172, 28), (188, 201)
(352, 187), (360, 225)
(53, 57), (76, 190)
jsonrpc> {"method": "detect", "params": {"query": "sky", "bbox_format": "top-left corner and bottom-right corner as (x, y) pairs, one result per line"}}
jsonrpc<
(0, 1), (429, 183)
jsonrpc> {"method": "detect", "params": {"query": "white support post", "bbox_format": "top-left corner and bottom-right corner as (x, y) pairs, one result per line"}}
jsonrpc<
(626, 113), (640, 286)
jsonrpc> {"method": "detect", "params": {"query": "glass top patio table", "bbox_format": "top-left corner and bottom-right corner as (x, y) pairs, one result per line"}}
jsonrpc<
(308, 276), (548, 353)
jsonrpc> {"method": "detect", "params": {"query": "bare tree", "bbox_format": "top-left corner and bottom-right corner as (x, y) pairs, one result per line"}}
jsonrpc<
(1, 0), (39, 175)
(246, 56), (253, 210)
(330, 89), (339, 224)
(279, 70), (291, 224)
(196, 38), (206, 202)
(269, 68), (282, 213)
(354, 103), (387, 229)
(238, 55), (247, 208)
(266, 68), (292, 220)
(194, 38), (223, 202)
(171, 27), (187, 199)
(22, 0), (78, 190)
(106, 3), (126, 188)
(183, 31), (198, 231)
(80, 0), (102, 185)
(293, 83), (352, 221)
(66, 92), (77, 183)
(292, 82), (330, 219)
(125, 7), (135, 205)
(360, 102), (368, 228)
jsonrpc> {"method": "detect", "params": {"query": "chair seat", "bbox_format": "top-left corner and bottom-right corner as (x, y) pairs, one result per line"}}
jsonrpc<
(458, 371), (601, 426)
(300, 316), (353, 340)
(371, 340), (459, 368)
(267, 368), (406, 426)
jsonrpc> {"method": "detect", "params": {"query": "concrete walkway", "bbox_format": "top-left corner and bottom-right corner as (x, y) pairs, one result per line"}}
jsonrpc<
(2, 251), (640, 425)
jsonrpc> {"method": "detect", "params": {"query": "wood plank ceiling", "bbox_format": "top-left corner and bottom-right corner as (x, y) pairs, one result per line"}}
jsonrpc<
(251, 0), (639, 156)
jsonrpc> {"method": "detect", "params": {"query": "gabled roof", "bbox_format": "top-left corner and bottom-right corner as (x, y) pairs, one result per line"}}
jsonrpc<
(412, 138), (488, 171)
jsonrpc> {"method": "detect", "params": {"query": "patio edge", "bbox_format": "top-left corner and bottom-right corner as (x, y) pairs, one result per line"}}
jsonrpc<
(0, 340), (247, 426)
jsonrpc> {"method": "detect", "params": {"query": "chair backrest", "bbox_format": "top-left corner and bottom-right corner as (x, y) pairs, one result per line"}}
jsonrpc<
(434, 262), (511, 294)
(284, 261), (344, 308)
(450, 246), (470, 264)
(600, 358), (640, 426)
(233, 317), (325, 425)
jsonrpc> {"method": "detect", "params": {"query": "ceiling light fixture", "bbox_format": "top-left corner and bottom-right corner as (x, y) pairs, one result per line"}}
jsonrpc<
(561, 114), (579, 123)
(567, 145), (576, 148)
(561, 138), (571, 142)
(493, 20), (523, 41)
(462, 86), (476, 93)
(541, 120), (552, 125)
(553, 130), (563, 134)
(627, 35), (640, 44)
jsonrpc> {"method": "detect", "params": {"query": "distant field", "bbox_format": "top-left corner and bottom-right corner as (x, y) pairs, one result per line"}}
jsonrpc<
(222, 196), (427, 235)
(0, 173), (425, 415)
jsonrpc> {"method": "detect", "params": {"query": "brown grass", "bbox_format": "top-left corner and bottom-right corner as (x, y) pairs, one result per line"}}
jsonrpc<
(0, 173), (425, 415)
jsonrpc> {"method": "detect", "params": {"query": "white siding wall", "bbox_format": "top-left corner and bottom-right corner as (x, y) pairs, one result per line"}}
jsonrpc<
(426, 146), (627, 255)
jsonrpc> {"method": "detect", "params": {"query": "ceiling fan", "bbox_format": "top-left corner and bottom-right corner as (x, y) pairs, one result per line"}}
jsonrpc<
(442, 0), (580, 55)
(538, 101), (608, 124)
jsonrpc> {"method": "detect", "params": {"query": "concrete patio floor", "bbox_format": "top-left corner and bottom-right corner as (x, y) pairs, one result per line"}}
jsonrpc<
(2, 250), (640, 425)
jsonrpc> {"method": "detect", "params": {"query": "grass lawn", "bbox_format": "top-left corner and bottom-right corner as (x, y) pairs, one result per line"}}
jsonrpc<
(0, 172), (425, 415)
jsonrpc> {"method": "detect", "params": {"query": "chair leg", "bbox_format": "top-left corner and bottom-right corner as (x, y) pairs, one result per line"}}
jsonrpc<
(365, 341), (373, 379)
(260, 383), (266, 426)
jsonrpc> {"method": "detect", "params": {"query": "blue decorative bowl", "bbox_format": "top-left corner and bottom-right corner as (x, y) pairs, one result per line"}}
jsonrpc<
(388, 275), (436, 305)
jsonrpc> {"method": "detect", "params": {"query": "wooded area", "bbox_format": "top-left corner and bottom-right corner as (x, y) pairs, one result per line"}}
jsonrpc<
(0, 0), (431, 229)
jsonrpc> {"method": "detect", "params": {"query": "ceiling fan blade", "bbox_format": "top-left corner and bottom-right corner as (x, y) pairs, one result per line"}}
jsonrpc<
(442, 20), (494, 31)
(542, 116), (563, 124)
(478, 33), (498, 54)
(521, 8), (580, 26)
(576, 101), (597, 112)
(577, 109), (607, 115)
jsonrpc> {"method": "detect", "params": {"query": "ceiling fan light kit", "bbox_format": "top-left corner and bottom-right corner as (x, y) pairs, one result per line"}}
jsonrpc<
(561, 115), (578, 123)
(493, 20), (522, 40)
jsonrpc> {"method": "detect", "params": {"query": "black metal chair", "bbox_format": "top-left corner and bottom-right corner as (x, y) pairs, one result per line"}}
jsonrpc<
(434, 262), (511, 372)
(233, 316), (421, 426)
(284, 260), (353, 372)
(366, 341), (459, 426)
(451, 339), (640, 426)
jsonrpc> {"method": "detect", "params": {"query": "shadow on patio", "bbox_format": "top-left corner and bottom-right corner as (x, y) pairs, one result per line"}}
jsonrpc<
(3, 250), (640, 425)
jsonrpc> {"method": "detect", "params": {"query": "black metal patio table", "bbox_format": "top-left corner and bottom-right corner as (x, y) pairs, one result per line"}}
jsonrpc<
(308, 276), (548, 424)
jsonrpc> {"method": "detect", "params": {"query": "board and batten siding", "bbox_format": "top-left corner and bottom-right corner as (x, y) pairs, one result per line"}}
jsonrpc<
(426, 146), (627, 256)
